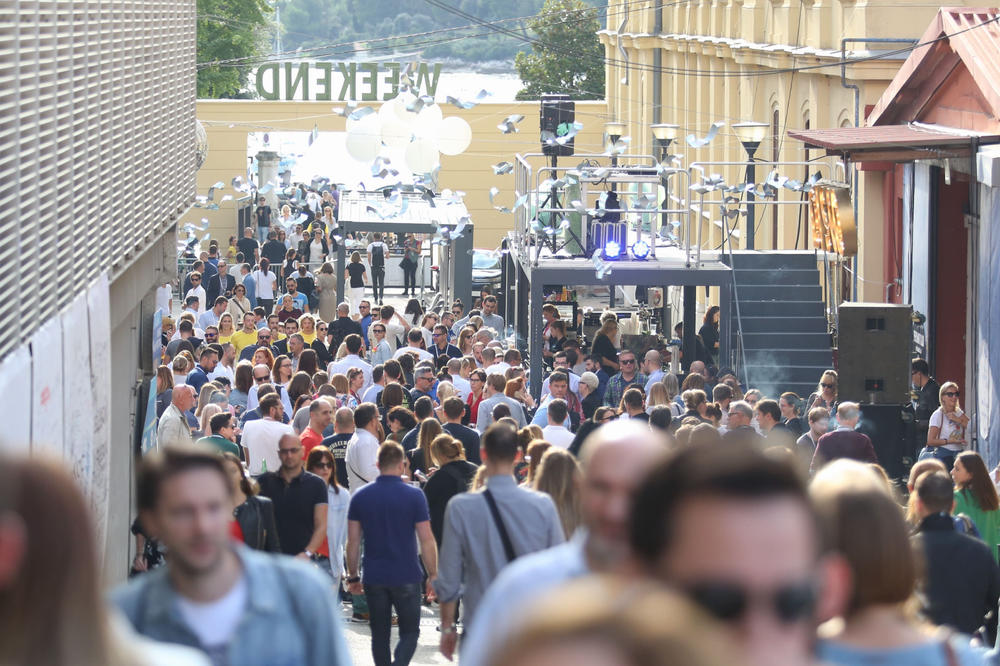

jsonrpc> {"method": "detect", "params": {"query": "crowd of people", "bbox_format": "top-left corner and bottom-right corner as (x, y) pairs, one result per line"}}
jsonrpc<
(3, 229), (999, 665)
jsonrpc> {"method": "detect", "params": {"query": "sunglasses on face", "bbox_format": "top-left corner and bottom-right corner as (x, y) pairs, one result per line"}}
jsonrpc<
(205, 333), (217, 338)
(191, 277), (201, 282)
(374, 328), (385, 333)
(259, 336), (271, 341)
(944, 391), (960, 397)
(820, 383), (835, 389)
(312, 461), (333, 469)
(682, 580), (817, 625)
(254, 375), (268, 381)
(620, 359), (636, 365)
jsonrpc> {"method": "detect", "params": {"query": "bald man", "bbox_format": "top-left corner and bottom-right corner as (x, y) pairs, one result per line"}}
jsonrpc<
(458, 422), (668, 665)
(157, 384), (195, 448)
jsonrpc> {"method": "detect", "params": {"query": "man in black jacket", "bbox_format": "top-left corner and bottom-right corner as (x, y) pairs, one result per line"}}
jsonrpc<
(912, 470), (1000, 643)
(206, 260), (236, 304)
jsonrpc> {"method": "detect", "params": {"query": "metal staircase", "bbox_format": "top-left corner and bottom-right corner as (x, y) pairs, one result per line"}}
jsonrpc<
(722, 251), (834, 399)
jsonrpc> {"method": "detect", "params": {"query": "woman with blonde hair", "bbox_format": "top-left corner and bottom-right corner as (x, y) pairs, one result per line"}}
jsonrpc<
(806, 369), (839, 414)
(424, 434), (478, 545)
(646, 381), (670, 415)
(918, 381), (969, 470)
(591, 312), (620, 375)
(409, 418), (443, 477)
(330, 373), (355, 409)
(468, 315), (484, 331)
(515, 425), (544, 482)
(197, 403), (222, 439)
(194, 381), (222, 419)
(345, 251), (367, 315)
(216, 312), (236, 344)
(523, 439), (552, 487)
(533, 448), (583, 538)
(315, 261), (338, 323)
(489, 577), (729, 666)
(298, 314), (318, 345)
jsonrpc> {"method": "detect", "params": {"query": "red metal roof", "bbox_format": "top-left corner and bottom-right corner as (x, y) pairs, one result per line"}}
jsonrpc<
(869, 8), (1000, 126)
(787, 125), (985, 151)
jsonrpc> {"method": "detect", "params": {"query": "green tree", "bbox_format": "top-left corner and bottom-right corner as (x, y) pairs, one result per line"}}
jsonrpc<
(197, 0), (273, 98)
(514, 0), (604, 100)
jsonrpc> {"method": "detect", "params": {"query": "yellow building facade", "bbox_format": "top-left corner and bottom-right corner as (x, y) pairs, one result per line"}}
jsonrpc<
(599, 0), (950, 300)
(195, 100), (608, 250)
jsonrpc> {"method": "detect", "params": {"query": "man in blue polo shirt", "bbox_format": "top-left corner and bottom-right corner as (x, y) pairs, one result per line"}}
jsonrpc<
(346, 442), (438, 666)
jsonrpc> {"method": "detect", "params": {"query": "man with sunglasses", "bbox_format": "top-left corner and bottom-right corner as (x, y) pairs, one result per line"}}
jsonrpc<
(259, 433), (328, 559)
(628, 444), (847, 666)
(238, 328), (276, 363)
(184, 270), (206, 313)
(602, 350), (647, 408)
(809, 401), (878, 473)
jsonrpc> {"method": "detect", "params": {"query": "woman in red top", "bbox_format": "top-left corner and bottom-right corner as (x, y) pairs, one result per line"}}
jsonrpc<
(467, 368), (487, 424)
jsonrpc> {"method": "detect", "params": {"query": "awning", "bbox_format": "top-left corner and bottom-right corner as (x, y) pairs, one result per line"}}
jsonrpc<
(787, 124), (1000, 162)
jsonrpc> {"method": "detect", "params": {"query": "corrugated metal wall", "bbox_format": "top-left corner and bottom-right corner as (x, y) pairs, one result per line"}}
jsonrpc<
(0, 0), (196, 360)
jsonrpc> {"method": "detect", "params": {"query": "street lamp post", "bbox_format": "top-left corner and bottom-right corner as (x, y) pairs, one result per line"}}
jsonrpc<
(651, 123), (679, 246)
(732, 122), (768, 250)
(605, 120), (626, 169)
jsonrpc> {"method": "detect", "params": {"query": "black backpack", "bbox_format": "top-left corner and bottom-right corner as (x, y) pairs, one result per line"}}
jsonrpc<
(371, 243), (385, 268)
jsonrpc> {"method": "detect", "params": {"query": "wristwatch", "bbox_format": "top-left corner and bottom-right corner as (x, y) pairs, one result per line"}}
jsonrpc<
(441, 625), (458, 635)
(304, 550), (314, 558)
(347, 575), (361, 583)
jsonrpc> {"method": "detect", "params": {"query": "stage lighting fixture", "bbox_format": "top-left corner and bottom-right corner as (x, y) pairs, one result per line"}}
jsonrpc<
(630, 239), (651, 260)
(604, 240), (621, 259)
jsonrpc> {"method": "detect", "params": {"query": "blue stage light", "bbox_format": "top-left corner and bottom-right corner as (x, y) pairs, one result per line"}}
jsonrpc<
(604, 240), (621, 259)
(631, 239), (651, 260)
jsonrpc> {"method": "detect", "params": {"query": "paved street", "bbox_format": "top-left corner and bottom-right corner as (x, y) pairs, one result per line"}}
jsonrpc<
(340, 603), (452, 665)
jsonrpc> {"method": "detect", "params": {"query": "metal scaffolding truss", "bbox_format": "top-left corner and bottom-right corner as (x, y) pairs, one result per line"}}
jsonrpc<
(334, 190), (475, 307)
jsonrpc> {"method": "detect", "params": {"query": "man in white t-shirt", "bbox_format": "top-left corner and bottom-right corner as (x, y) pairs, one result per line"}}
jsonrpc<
(541, 399), (575, 449)
(393, 329), (433, 363)
(447, 358), (471, 400)
(241, 393), (294, 474)
(185, 271), (207, 313)
(369, 304), (409, 353)
(344, 403), (381, 490)
(366, 232), (390, 304)
(156, 282), (173, 314)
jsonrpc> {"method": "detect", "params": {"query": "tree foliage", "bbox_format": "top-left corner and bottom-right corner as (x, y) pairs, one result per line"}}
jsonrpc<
(514, 0), (604, 100)
(197, 0), (273, 98)
(279, 0), (604, 64)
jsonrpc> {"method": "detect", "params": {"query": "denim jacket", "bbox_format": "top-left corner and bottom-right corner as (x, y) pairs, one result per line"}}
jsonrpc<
(110, 545), (351, 665)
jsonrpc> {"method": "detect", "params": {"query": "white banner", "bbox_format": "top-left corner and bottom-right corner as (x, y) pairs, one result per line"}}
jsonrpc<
(30, 316), (64, 454)
(0, 346), (31, 450)
(87, 273), (112, 556)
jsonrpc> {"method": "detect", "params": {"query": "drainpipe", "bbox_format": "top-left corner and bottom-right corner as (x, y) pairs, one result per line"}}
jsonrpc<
(652, 2), (662, 126)
(840, 37), (917, 302)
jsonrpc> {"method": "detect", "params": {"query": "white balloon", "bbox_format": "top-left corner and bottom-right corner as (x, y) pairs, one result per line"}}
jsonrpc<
(345, 129), (380, 162)
(437, 116), (472, 155)
(346, 111), (380, 135)
(405, 138), (439, 174)
(381, 113), (412, 149)
(411, 103), (443, 140)
(393, 93), (417, 126)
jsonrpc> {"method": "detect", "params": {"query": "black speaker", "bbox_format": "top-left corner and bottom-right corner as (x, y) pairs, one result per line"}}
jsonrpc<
(837, 303), (913, 404)
(540, 94), (575, 157)
(856, 403), (917, 480)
